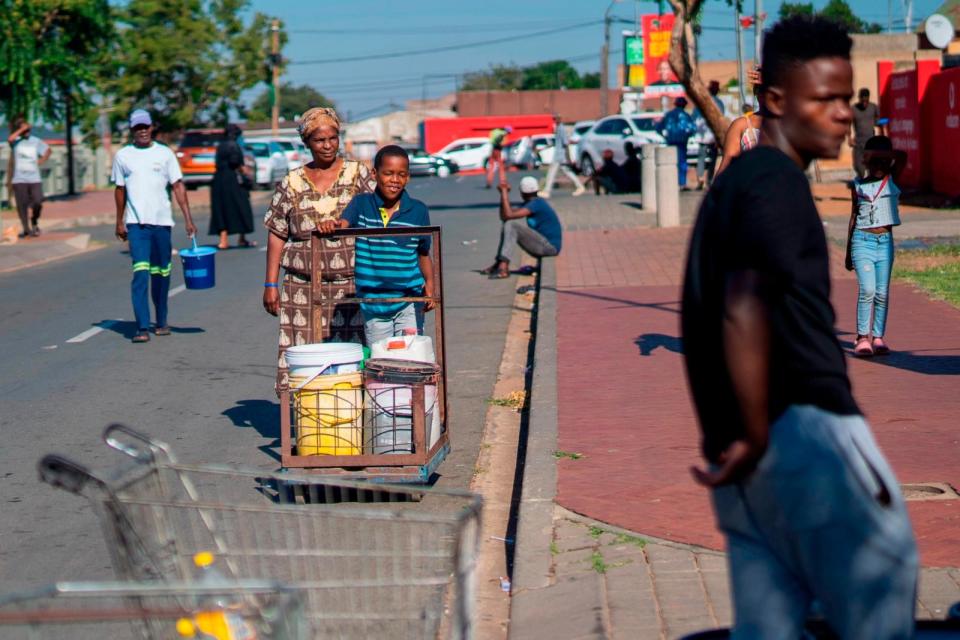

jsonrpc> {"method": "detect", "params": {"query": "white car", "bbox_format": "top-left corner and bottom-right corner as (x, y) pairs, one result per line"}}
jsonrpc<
(568, 120), (595, 165)
(508, 134), (556, 168)
(434, 137), (492, 171)
(271, 137), (308, 170)
(577, 114), (665, 175)
(242, 140), (290, 189)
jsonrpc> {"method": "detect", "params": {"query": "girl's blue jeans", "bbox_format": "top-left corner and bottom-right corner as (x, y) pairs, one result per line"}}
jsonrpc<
(851, 228), (893, 337)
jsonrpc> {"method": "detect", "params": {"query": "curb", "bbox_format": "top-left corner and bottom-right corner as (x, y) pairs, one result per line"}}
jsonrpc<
(0, 232), (101, 274)
(508, 258), (559, 635)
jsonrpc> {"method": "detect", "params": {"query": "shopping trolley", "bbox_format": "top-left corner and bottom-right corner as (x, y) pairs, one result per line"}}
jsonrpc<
(39, 424), (481, 639)
(0, 580), (305, 640)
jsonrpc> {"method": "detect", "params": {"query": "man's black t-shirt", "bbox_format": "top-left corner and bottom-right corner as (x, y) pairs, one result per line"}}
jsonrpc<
(681, 146), (860, 462)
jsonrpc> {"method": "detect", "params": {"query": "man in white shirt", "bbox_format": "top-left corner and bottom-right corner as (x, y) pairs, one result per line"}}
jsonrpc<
(7, 118), (51, 237)
(112, 109), (197, 343)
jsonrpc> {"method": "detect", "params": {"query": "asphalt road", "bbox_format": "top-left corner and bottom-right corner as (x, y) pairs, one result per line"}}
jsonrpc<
(0, 172), (530, 590)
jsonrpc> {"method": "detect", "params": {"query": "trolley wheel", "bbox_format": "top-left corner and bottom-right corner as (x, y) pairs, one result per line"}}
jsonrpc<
(292, 484), (307, 505)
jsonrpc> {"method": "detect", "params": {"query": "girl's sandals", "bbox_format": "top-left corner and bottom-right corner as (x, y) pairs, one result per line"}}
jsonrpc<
(132, 332), (150, 344)
(853, 336), (873, 357)
(154, 326), (171, 336)
(872, 337), (890, 355)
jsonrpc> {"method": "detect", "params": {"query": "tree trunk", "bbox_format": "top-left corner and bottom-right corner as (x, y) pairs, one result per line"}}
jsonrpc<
(665, 0), (730, 142)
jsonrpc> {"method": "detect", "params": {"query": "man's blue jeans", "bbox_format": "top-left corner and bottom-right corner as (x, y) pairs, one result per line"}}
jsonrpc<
(711, 405), (917, 639)
(674, 143), (689, 187)
(851, 229), (894, 336)
(127, 224), (172, 331)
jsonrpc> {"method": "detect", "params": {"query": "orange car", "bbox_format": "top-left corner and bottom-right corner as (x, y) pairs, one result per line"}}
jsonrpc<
(175, 129), (224, 188)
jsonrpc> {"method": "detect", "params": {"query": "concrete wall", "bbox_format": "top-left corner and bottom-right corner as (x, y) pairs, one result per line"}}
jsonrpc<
(1, 145), (105, 206)
(454, 89), (623, 122)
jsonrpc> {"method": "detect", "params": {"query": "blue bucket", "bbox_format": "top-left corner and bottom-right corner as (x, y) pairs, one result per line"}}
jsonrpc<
(179, 240), (217, 290)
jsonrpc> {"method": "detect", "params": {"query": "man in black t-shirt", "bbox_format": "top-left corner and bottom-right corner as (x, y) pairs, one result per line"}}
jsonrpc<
(682, 16), (916, 638)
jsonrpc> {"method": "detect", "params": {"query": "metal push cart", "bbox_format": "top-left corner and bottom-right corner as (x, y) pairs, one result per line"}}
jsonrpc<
(39, 425), (481, 639)
(0, 580), (305, 640)
(280, 226), (450, 483)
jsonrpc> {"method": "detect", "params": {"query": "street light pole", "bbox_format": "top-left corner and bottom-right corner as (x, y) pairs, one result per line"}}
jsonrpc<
(754, 0), (763, 66)
(600, 0), (621, 117)
(270, 19), (280, 135)
(735, 5), (747, 107)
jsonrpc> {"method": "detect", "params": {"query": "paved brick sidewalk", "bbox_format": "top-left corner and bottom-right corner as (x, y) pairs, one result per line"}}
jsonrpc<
(510, 189), (960, 638)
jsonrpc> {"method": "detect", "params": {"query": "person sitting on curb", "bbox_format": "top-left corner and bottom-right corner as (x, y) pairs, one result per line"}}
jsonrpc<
(480, 176), (562, 280)
(586, 149), (628, 195)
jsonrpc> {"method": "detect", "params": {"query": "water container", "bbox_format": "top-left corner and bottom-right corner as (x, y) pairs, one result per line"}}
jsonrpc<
(363, 359), (441, 455)
(285, 342), (364, 379)
(179, 239), (217, 290)
(370, 334), (435, 364)
(289, 371), (363, 456)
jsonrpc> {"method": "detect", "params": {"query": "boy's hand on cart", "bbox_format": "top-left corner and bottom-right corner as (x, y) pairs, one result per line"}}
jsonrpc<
(317, 219), (345, 235)
(263, 287), (280, 316)
(115, 223), (128, 241)
(423, 282), (437, 312)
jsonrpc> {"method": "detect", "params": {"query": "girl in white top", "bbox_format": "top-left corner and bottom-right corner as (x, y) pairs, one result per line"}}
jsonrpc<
(844, 135), (907, 357)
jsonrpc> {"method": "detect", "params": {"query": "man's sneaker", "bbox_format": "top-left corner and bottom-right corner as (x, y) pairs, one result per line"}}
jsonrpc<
(30, 227), (40, 237)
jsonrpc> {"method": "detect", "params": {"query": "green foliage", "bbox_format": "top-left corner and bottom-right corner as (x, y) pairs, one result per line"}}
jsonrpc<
(778, 0), (883, 33)
(895, 245), (960, 308)
(462, 60), (600, 92)
(247, 83), (335, 123)
(0, 0), (113, 124)
(100, 0), (285, 132)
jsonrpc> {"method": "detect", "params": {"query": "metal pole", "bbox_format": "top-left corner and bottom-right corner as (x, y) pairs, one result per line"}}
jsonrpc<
(270, 19), (280, 136)
(65, 89), (75, 196)
(888, 0), (893, 33)
(754, 0), (763, 66)
(601, 8), (612, 116)
(735, 6), (747, 108)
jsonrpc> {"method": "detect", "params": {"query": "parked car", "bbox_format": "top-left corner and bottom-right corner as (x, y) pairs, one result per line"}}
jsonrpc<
(176, 129), (225, 188)
(271, 137), (308, 170)
(508, 134), (556, 169)
(577, 114), (666, 175)
(404, 148), (458, 178)
(241, 140), (289, 189)
(568, 120), (595, 165)
(434, 137), (491, 171)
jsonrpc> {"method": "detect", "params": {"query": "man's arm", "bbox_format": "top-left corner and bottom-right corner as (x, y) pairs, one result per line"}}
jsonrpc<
(38, 145), (52, 165)
(693, 270), (771, 486)
(170, 180), (197, 237)
(497, 184), (531, 221)
(419, 254), (436, 311)
(7, 124), (28, 145)
(114, 186), (128, 240)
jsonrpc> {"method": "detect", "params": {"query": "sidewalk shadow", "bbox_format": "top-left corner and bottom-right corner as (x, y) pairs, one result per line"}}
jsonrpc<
(635, 333), (684, 356)
(96, 320), (205, 340)
(222, 399), (281, 462)
(839, 338), (960, 375)
(544, 286), (680, 314)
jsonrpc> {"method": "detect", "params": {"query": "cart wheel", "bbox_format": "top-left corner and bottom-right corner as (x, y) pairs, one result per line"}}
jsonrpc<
(409, 492), (424, 503)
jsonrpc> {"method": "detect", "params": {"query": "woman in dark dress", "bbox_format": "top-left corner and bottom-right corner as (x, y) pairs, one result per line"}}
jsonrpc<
(209, 124), (256, 248)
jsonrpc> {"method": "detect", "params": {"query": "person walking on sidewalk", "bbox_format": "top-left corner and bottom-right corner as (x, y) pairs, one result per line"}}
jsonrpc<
(682, 16), (917, 639)
(485, 125), (511, 188)
(657, 97), (697, 189)
(209, 124), (256, 249)
(7, 118), (51, 238)
(849, 88), (880, 179)
(481, 176), (562, 279)
(542, 114), (585, 198)
(113, 109), (197, 344)
(845, 135), (906, 357)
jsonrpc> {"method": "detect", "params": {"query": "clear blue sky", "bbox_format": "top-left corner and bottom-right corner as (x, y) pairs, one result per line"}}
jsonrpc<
(249, 0), (945, 120)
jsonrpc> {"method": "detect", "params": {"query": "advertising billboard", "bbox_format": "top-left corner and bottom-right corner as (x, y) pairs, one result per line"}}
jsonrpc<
(641, 13), (684, 98)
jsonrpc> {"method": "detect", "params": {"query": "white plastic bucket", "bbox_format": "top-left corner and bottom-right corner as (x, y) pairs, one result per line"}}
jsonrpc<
(285, 343), (364, 381)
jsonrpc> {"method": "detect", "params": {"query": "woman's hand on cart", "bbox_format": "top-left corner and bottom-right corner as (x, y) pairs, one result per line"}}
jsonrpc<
(317, 219), (348, 235)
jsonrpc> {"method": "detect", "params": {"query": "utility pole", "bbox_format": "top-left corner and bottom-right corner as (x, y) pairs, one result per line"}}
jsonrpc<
(64, 87), (75, 196)
(600, 0), (621, 117)
(903, 0), (913, 33)
(270, 19), (280, 135)
(754, 0), (763, 66)
(735, 6), (747, 108)
(888, 0), (893, 32)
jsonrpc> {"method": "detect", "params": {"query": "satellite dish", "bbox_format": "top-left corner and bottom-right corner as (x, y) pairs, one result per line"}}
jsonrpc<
(924, 13), (955, 50)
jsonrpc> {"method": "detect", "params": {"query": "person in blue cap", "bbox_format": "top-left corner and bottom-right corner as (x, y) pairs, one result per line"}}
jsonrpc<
(112, 109), (197, 343)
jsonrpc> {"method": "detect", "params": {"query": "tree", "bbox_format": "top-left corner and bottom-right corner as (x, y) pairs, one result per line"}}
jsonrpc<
(100, 0), (285, 132)
(247, 83), (334, 123)
(461, 60), (600, 92)
(778, 2), (814, 20)
(780, 0), (882, 33)
(0, 0), (113, 123)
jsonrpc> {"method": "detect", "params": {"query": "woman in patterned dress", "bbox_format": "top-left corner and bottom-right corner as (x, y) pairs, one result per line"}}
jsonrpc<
(262, 107), (376, 393)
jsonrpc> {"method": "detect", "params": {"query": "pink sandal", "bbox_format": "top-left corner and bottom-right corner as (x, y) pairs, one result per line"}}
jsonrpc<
(872, 337), (890, 355)
(854, 336), (874, 357)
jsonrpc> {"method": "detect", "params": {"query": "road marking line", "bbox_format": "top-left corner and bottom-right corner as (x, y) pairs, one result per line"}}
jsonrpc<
(169, 284), (187, 298)
(66, 319), (122, 344)
(456, 176), (465, 183)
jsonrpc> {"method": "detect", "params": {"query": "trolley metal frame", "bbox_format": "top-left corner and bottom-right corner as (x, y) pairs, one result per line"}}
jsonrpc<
(280, 226), (450, 482)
